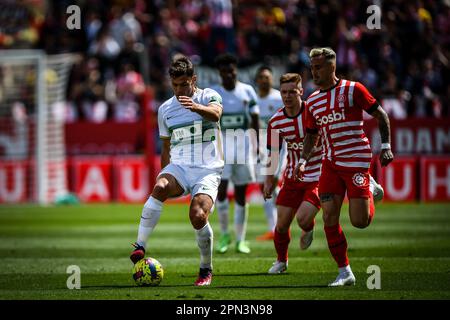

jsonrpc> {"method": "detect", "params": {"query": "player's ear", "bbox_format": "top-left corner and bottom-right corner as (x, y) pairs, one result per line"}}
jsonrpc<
(299, 86), (304, 96)
(191, 74), (197, 86)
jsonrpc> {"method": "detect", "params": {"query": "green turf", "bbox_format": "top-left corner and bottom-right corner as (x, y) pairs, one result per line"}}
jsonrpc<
(0, 202), (449, 300)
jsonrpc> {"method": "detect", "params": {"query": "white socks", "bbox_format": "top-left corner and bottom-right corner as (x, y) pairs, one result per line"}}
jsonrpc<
(216, 198), (230, 234)
(339, 265), (353, 275)
(263, 197), (277, 232)
(137, 196), (163, 247)
(234, 203), (249, 242)
(196, 222), (213, 270)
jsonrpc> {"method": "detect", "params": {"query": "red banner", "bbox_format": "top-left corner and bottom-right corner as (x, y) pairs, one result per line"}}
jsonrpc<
(364, 118), (450, 155)
(420, 157), (450, 202)
(64, 122), (145, 155)
(71, 157), (113, 203)
(114, 156), (149, 203)
(378, 157), (418, 202)
(0, 160), (28, 203)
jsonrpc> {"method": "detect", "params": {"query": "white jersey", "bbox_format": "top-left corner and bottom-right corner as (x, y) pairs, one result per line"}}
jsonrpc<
(212, 82), (260, 165)
(257, 88), (283, 129)
(158, 88), (224, 170)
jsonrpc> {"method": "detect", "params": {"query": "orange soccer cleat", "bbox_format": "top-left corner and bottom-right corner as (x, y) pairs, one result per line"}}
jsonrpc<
(256, 231), (275, 241)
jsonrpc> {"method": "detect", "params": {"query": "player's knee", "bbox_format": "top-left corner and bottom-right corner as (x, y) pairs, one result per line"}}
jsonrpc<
(189, 206), (208, 229)
(350, 217), (369, 229)
(297, 216), (310, 230)
(152, 182), (169, 199)
(275, 224), (289, 234)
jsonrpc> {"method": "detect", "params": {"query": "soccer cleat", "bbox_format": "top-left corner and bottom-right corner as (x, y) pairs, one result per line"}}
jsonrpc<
(369, 175), (384, 202)
(194, 268), (212, 286)
(130, 242), (145, 264)
(256, 231), (275, 241)
(235, 240), (251, 254)
(216, 233), (231, 253)
(268, 260), (288, 274)
(300, 229), (314, 250)
(328, 271), (356, 287)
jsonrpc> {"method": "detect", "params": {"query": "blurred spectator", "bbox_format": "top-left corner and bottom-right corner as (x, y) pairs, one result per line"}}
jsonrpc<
(112, 63), (145, 122)
(2, 0), (447, 121)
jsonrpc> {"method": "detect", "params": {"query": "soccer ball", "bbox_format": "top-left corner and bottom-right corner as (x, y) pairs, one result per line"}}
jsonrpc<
(132, 257), (164, 287)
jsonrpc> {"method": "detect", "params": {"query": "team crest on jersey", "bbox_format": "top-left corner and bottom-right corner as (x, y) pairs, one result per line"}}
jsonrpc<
(337, 94), (346, 103)
(352, 173), (368, 187)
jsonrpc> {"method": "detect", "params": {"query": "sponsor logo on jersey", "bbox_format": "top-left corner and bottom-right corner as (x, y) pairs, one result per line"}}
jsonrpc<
(316, 109), (346, 125)
(352, 172), (369, 187)
(287, 141), (303, 150)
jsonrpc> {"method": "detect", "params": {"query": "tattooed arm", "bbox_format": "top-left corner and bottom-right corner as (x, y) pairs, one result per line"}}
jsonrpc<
(370, 106), (394, 167)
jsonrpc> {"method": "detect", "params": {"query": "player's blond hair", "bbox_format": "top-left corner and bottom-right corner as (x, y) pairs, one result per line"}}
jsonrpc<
(309, 47), (336, 63)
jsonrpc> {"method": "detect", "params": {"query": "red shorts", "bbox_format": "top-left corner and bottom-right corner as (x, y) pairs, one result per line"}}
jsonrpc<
(318, 159), (370, 198)
(276, 179), (320, 210)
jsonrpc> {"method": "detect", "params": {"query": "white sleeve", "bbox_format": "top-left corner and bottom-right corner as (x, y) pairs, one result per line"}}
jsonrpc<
(248, 86), (260, 115)
(204, 88), (223, 108)
(157, 107), (170, 138)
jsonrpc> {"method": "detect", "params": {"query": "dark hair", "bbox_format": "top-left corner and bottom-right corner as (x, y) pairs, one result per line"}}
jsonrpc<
(169, 56), (194, 78)
(214, 53), (238, 68)
(256, 65), (273, 75)
(280, 73), (302, 87)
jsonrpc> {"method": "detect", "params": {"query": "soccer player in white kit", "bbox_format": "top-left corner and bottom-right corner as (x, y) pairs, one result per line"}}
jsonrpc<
(212, 53), (260, 254)
(130, 56), (224, 286)
(254, 66), (285, 241)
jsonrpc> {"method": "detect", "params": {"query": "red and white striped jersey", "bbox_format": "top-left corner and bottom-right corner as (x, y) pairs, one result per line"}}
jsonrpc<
(305, 79), (378, 171)
(267, 102), (323, 182)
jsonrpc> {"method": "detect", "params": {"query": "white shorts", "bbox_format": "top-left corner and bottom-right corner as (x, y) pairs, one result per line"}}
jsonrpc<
(221, 163), (255, 186)
(158, 164), (222, 202)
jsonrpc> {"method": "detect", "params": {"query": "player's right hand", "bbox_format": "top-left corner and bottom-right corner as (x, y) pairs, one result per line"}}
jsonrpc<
(263, 179), (274, 200)
(294, 163), (306, 181)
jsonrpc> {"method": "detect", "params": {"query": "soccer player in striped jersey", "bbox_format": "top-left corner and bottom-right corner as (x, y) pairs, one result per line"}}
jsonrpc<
(130, 56), (224, 286)
(254, 66), (285, 241)
(263, 73), (322, 274)
(212, 53), (260, 254)
(296, 48), (394, 286)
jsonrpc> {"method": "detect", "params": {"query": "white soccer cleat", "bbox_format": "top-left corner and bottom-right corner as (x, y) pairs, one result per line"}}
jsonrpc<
(369, 175), (384, 202)
(300, 229), (314, 250)
(328, 271), (356, 287)
(268, 261), (288, 274)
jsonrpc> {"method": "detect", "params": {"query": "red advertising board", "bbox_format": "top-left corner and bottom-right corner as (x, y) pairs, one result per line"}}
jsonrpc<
(114, 156), (149, 203)
(0, 160), (28, 203)
(378, 157), (418, 202)
(363, 118), (450, 155)
(71, 157), (113, 203)
(420, 157), (450, 202)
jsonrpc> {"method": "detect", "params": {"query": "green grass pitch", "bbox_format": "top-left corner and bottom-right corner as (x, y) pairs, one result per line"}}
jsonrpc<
(0, 202), (449, 300)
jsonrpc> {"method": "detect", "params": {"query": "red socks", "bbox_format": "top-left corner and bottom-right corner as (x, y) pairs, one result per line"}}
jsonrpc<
(274, 228), (291, 262)
(324, 224), (349, 268)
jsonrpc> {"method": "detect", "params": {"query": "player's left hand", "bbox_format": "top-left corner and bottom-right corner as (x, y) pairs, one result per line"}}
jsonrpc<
(178, 96), (198, 111)
(380, 148), (394, 167)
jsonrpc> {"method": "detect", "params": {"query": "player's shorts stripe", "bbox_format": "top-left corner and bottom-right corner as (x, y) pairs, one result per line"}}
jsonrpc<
(333, 137), (369, 147)
(335, 161), (371, 168)
(334, 144), (371, 155)
(330, 129), (365, 139)
(329, 121), (363, 129)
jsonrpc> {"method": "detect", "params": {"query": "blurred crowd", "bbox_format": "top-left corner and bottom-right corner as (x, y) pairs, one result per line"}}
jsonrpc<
(0, 0), (449, 120)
